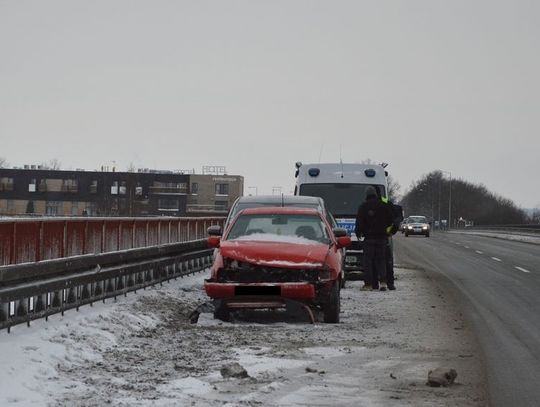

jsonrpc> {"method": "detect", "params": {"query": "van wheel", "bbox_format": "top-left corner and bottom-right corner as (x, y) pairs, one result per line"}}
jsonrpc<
(323, 283), (340, 323)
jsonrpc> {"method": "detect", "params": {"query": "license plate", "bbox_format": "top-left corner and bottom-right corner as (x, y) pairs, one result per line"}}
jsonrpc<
(346, 256), (357, 263)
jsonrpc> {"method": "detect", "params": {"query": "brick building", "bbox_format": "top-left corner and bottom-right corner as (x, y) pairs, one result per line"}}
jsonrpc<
(0, 167), (243, 217)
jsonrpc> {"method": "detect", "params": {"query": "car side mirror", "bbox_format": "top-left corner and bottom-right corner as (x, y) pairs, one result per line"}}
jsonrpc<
(336, 236), (351, 249)
(207, 236), (221, 248)
(207, 225), (222, 236)
(333, 228), (348, 238)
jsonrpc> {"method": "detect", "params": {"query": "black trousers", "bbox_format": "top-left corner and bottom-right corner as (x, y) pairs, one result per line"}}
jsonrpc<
(363, 239), (387, 288)
(386, 241), (395, 287)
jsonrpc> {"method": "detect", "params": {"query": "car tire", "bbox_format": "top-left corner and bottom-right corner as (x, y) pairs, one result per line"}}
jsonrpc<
(323, 282), (340, 324)
(425, 232), (430, 238)
(405, 233), (409, 237)
(213, 305), (230, 322)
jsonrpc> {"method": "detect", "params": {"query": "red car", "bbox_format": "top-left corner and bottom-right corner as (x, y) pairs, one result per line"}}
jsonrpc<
(204, 207), (351, 323)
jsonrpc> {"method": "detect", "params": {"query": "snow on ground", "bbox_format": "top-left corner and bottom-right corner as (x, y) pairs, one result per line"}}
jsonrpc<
(450, 230), (540, 245)
(0, 268), (486, 407)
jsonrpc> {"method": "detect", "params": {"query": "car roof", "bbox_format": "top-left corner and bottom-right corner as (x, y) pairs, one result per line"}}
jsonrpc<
(238, 207), (321, 216)
(235, 195), (323, 205)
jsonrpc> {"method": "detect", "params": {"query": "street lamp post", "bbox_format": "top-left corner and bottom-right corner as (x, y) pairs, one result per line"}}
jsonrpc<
(438, 170), (452, 230)
(272, 186), (282, 195)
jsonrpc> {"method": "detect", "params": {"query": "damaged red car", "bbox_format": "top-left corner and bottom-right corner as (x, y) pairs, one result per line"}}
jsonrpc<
(204, 207), (351, 323)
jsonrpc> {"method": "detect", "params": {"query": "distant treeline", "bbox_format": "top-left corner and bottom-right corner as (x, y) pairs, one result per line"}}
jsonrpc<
(400, 171), (528, 226)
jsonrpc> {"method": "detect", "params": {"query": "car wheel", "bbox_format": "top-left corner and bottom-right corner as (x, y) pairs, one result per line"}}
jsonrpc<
(213, 305), (230, 322)
(405, 233), (409, 237)
(323, 282), (340, 323)
(426, 232), (430, 238)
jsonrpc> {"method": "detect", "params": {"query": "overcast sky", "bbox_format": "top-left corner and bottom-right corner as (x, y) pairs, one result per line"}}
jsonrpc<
(1, 0), (539, 208)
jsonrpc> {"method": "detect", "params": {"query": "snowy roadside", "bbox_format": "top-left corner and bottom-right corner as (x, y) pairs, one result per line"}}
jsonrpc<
(0, 268), (486, 407)
(449, 230), (540, 245)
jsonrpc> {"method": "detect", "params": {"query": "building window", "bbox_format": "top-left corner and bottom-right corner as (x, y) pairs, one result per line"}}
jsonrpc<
(71, 202), (79, 216)
(90, 180), (98, 193)
(191, 182), (199, 195)
(150, 182), (187, 194)
(62, 179), (78, 193)
(0, 177), (14, 191)
(111, 181), (119, 195)
(29, 178), (37, 192)
(215, 200), (228, 211)
(135, 183), (143, 196)
(84, 203), (97, 216)
(45, 201), (62, 216)
(6, 200), (14, 214)
(119, 181), (127, 195)
(39, 179), (68, 192)
(158, 198), (179, 211)
(38, 179), (47, 192)
(215, 183), (229, 196)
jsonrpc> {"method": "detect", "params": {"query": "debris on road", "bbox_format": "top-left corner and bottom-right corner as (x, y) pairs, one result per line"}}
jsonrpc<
(220, 362), (249, 379)
(427, 367), (458, 387)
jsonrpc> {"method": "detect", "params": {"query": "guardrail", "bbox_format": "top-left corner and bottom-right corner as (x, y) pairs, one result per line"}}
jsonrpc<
(0, 217), (223, 266)
(462, 225), (540, 234)
(0, 239), (213, 332)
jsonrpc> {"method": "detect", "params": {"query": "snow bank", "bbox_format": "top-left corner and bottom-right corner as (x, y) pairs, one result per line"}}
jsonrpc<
(450, 230), (540, 245)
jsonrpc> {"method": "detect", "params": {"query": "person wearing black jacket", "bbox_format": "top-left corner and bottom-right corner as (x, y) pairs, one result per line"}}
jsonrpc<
(383, 200), (403, 290)
(355, 187), (394, 291)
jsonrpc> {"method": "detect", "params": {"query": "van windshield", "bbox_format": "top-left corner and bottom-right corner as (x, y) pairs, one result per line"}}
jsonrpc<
(300, 183), (386, 217)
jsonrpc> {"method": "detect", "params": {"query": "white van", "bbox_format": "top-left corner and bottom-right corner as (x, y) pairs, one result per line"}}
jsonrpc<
(294, 162), (389, 276)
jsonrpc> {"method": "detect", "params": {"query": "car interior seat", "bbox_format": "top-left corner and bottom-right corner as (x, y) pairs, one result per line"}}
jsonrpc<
(295, 225), (317, 240)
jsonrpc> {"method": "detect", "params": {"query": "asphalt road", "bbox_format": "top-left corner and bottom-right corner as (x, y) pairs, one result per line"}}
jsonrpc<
(393, 231), (540, 407)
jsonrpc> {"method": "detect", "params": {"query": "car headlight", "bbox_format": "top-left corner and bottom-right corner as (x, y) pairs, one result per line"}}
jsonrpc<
(408, 226), (413, 229)
(423, 226), (428, 229)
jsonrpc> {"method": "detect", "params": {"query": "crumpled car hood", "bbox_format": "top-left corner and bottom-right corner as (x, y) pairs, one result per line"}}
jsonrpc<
(219, 240), (329, 268)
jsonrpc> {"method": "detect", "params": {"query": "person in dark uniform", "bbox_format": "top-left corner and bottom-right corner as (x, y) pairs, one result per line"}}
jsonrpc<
(382, 200), (403, 290)
(355, 187), (394, 291)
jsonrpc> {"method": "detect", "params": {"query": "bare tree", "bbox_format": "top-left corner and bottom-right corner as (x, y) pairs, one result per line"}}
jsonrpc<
(387, 174), (401, 202)
(0, 157), (8, 168)
(126, 162), (137, 172)
(48, 159), (61, 170)
(401, 170), (528, 225)
(531, 205), (540, 224)
(40, 159), (62, 170)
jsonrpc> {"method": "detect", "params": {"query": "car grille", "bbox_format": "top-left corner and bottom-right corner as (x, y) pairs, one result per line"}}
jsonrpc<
(217, 267), (320, 283)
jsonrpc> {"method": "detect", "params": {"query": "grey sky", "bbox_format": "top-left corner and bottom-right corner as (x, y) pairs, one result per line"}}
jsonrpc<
(1, 0), (539, 207)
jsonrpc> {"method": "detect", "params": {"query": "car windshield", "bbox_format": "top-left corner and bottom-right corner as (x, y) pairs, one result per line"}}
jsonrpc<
(227, 214), (330, 244)
(299, 183), (386, 216)
(409, 216), (428, 223)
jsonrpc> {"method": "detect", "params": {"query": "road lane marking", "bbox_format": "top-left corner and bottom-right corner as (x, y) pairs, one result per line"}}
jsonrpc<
(491, 257), (502, 262)
(464, 246), (470, 249)
(515, 266), (531, 273)
(475, 250), (483, 254)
